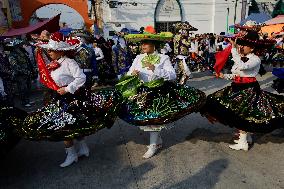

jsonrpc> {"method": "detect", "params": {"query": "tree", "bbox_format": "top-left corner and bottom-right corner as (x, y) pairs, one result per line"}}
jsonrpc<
(272, 0), (284, 18)
(248, 0), (260, 15)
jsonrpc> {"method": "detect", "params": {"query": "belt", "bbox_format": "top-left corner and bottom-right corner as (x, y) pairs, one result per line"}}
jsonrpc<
(233, 76), (257, 84)
(83, 69), (92, 73)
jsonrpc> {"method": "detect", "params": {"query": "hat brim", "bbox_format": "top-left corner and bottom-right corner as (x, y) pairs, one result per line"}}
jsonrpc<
(176, 27), (198, 31)
(174, 22), (198, 31)
(236, 38), (276, 48)
(235, 24), (261, 32)
(125, 32), (173, 43)
(38, 40), (82, 51)
(73, 33), (93, 39)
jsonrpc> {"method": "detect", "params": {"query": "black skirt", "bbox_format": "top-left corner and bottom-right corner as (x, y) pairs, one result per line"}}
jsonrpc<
(202, 81), (284, 133)
(119, 81), (206, 126)
(18, 88), (122, 141)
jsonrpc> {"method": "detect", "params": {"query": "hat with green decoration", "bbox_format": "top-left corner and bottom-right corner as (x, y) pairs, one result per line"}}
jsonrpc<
(124, 26), (173, 43)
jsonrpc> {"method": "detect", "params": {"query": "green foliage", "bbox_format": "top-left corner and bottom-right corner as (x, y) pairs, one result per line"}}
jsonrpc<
(272, 0), (284, 18)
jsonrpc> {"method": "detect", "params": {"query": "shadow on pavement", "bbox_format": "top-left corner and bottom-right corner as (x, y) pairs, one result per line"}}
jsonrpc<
(154, 159), (229, 189)
(186, 128), (284, 145)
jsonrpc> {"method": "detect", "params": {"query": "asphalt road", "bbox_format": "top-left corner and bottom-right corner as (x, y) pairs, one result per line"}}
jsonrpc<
(1, 71), (283, 189)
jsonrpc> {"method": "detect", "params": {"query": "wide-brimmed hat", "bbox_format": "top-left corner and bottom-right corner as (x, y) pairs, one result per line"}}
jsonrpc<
(236, 30), (276, 48)
(124, 26), (173, 43)
(173, 22), (198, 31)
(38, 32), (82, 51)
(235, 20), (261, 32)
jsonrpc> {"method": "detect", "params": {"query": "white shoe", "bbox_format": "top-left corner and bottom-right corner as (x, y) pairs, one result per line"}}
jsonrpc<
(60, 146), (78, 168)
(234, 134), (252, 144)
(143, 132), (162, 159)
(229, 143), (249, 151)
(76, 140), (90, 157)
(143, 144), (162, 159)
(230, 133), (249, 151)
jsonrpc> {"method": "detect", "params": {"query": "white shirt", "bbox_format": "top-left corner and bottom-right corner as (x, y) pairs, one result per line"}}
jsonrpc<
(224, 48), (260, 80)
(127, 52), (176, 82)
(50, 57), (86, 94)
(189, 41), (198, 53)
(94, 47), (104, 61)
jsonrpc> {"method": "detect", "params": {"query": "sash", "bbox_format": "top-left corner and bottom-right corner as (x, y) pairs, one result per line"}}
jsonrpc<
(36, 49), (60, 91)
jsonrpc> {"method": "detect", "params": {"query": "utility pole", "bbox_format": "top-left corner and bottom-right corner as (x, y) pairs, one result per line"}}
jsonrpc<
(234, 0), (238, 24)
(227, 7), (230, 33)
(90, 0), (96, 20)
(241, 0), (247, 21)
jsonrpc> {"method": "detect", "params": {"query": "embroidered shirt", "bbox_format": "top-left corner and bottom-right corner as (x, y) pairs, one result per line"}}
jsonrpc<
(127, 52), (176, 82)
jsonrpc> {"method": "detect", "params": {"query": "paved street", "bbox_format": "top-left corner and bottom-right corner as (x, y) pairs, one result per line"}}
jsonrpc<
(1, 71), (283, 189)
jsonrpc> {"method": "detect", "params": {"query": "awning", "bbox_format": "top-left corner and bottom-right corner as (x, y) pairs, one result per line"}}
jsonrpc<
(262, 24), (284, 36)
(264, 15), (284, 25)
(1, 14), (60, 37)
(239, 13), (271, 25)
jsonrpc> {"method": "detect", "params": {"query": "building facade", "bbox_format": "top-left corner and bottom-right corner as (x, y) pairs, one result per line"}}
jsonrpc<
(99, 0), (245, 39)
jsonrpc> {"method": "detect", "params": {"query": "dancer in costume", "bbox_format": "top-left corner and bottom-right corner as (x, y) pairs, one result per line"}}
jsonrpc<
(18, 32), (121, 167)
(117, 26), (206, 158)
(70, 29), (96, 88)
(92, 40), (117, 87)
(6, 39), (35, 107)
(173, 22), (198, 84)
(202, 30), (284, 151)
(112, 31), (132, 79)
(94, 37), (117, 87)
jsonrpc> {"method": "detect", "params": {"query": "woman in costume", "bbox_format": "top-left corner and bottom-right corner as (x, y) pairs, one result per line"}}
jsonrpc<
(203, 30), (284, 151)
(173, 22), (198, 84)
(112, 32), (132, 79)
(92, 40), (117, 87)
(93, 38), (117, 87)
(117, 26), (206, 158)
(18, 32), (121, 167)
